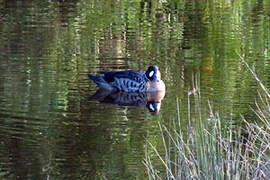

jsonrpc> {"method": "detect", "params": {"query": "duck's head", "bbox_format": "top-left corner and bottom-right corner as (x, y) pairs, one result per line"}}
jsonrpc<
(146, 65), (161, 82)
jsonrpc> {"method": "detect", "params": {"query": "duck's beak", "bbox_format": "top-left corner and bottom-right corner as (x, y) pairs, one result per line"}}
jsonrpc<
(153, 75), (159, 82)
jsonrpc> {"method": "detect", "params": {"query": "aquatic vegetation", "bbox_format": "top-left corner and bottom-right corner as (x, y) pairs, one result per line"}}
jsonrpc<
(145, 66), (270, 179)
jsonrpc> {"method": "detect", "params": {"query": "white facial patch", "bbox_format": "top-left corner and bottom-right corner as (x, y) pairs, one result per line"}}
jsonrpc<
(149, 103), (155, 111)
(149, 70), (154, 77)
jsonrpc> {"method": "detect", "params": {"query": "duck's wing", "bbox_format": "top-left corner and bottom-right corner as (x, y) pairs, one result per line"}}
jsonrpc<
(103, 70), (146, 83)
(88, 74), (116, 91)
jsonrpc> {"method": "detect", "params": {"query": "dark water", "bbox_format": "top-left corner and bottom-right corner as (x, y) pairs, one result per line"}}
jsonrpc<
(0, 0), (269, 179)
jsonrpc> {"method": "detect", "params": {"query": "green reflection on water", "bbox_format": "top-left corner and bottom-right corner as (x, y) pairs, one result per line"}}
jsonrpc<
(0, 0), (269, 179)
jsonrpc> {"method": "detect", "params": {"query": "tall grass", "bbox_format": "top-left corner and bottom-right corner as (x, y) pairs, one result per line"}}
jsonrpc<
(144, 59), (270, 180)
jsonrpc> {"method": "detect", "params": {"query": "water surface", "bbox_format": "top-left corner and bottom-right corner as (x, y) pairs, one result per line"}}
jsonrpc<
(0, 0), (269, 179)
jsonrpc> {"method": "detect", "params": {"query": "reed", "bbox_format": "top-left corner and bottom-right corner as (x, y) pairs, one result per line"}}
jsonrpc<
(145, 68), (270, 179)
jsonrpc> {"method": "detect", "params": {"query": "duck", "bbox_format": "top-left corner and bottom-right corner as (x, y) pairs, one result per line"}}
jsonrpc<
(88, 65), (166, 93)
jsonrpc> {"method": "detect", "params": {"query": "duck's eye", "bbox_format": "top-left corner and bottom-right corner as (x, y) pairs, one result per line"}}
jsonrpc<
(149, 70), (154, 77)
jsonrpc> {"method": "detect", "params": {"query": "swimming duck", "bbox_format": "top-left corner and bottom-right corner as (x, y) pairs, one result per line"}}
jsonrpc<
(88, 65), (165, 92)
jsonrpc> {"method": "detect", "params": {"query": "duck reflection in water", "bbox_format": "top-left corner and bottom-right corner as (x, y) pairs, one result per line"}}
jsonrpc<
(88, 65), (166, 114)
(90, 89), (165, 114)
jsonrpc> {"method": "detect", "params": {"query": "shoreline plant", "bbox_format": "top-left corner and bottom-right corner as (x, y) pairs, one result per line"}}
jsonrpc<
(144, 57), (270, 180)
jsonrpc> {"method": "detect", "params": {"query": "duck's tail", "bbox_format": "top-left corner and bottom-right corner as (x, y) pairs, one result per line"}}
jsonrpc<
(88, 74), (101, 81)
(88, 74), (115, 91)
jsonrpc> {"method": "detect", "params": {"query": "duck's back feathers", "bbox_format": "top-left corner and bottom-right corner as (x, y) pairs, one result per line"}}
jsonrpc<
(89, 70), (147, 92)
(102, 70), (145, 83)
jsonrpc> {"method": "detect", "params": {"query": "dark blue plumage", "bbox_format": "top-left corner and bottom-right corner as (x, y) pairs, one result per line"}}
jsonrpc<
(101, 70), (146, 83)
(88, 66), (165, 92)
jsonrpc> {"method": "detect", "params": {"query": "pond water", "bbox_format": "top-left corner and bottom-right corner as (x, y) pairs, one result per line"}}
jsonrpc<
(0, 0), (269, 179)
